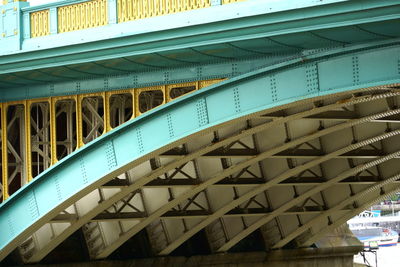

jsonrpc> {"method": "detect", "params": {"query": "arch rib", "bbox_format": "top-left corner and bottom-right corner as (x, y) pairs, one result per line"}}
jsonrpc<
(1, 41), (399, 262)
(271, 172), (400, 249)
(29, 91), (394, 262)
(97, 106), (400, 258)
(158, 126), (400, 255)
(299, 184), (400, 248)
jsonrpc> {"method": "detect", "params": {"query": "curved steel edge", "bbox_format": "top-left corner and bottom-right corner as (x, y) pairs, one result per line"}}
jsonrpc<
(0, 43), (400, 257)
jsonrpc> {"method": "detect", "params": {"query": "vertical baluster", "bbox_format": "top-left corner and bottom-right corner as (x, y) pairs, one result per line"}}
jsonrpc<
(72, 6), (77, 31)
(94, 1), (98, 27)
(45, 11), (49, 35)
(84, 3), (88, 31)
(30, 13), (35, 37)
(147, 0), (156, 17)
(35, 13), (39, 37)
(138, 0), (143, 19)
(88, 2), (91, 29)
(144, 0), (148, 19)
(58, 8), (62, 33)
(102, 0), (107, 25)
(126, 0), (130, 21)
(67, 7), (71, 32)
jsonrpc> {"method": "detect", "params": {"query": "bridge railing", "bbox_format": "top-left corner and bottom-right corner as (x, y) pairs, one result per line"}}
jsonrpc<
(15, 0), (245, 43)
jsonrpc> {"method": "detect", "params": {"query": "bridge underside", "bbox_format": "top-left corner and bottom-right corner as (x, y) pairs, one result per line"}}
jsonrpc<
(0, 1), (400, 265)
(1, 46), (400, 264)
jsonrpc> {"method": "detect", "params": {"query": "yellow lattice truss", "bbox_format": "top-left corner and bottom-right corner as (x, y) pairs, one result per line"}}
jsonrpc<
(0, 79), (223, 201)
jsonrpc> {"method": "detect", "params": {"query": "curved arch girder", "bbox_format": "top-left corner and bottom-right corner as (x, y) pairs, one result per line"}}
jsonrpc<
(211, 133), (400, 253)
(0, 41), (400, 261)
(157, 127), (400, 255)
(28, 91), (399, 262)
(271, 172), (400, 249)
(299, 183), (400, 248)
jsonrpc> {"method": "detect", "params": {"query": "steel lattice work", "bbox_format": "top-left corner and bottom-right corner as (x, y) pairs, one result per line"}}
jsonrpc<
(0, 41), (399, 263)
(1, 0), (400, 265)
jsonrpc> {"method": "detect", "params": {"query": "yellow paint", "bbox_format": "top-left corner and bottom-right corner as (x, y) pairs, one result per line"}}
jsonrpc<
(199, 78), (225, 89)
(104, 92), (112, 132)
(134, 85), (166, 116)
(28, 0), (247, 37)
(166, 82), (198, 102)
(25, 101), (32, 183)
(30, 9), (50, 38)
(50, 98), (58, 165)
(118, 0), (212, 23)
(0, 79), (222, 202)
(1, 104), (8, 201)
(58, 0), (108, 33)
(76, 95), (84, 148)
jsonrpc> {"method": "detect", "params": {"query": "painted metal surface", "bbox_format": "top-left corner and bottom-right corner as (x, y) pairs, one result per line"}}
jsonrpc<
(117, 0), (212, 23)
(0, 0), (398, 83)
(0, 80), (221, 201)
(0, 40), (399, 260)
(57, 0), (107, 33)
(30, 9), (49, 37)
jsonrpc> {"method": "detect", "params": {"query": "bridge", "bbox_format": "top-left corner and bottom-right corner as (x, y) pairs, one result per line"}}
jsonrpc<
(0, 0), (400, 265)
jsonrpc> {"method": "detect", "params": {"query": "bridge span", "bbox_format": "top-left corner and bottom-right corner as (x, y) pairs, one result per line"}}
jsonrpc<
(0, 0), (400, 265)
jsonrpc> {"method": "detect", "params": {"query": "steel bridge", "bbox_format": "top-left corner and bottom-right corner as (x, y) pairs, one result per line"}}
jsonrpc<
(0, 0), (400, 265)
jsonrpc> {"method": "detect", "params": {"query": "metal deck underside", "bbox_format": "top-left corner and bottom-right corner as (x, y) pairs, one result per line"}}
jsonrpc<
(0, 40), (400, 263)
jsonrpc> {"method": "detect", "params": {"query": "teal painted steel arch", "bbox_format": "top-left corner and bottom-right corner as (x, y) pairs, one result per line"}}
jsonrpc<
(0, 41), (400, 259)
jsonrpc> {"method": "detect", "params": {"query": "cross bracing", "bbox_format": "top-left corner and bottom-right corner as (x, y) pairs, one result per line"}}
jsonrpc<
(0, 40), (399, 263)
(0, 0), (400, 264)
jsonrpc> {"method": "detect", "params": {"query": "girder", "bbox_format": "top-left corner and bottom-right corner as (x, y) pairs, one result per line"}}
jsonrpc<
(15, 90), (386, 263)
(272, 173), (400, 249)
(299, 183), (400, 248)
(92, 94), (400, 259)
(157, 130), (400, 255)
(0, 41), (400, 264)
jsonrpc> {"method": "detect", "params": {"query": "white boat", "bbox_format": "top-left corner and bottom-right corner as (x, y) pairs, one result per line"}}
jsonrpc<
(350, 226), (398, 248)
(348, 211), (399, 248)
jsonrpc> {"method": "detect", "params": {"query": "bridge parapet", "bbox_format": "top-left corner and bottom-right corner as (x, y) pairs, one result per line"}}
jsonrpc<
(0, 0), (244, 53)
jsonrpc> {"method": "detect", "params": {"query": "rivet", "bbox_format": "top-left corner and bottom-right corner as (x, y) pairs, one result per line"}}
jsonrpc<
(13, 7), (17, 11)
(2, 33), (5, 37)
(2, 10), (5, 14)
(14, 29), (17, 35)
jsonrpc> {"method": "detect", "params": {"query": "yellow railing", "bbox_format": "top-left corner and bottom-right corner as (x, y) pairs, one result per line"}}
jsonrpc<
(30, 10), (50, 38)
(58, 0), (108, 33)
(117, 0), (211, 23)
(28, 0), (247, 37)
